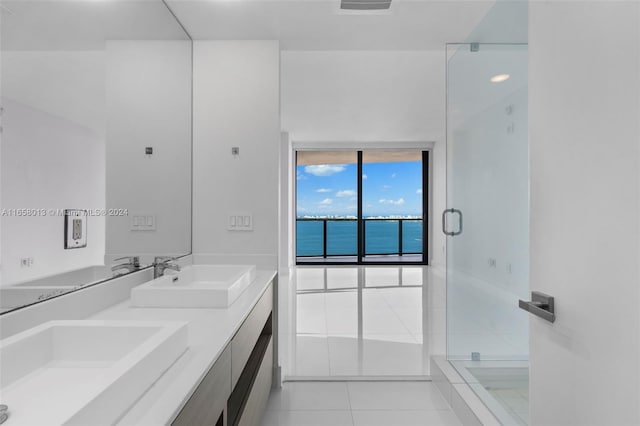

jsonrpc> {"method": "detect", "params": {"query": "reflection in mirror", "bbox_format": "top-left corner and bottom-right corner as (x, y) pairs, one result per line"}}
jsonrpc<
(0, 1), (192, 313)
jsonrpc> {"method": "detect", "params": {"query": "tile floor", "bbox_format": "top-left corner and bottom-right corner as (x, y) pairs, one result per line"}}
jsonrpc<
(259, 381), (461, 426)
(280, 266), (446, 378)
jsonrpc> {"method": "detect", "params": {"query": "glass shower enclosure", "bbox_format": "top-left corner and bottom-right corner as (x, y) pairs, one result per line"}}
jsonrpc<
(445, 43), (529, 425)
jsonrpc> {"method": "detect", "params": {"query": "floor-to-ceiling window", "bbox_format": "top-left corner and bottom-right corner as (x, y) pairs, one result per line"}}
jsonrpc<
(295, 150), (428, 265)
(285, 148), (435, 381)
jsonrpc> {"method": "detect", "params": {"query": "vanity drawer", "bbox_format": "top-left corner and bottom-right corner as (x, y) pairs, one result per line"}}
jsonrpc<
(231, 283), (272, 388)
(237, 337), (273, 426)
(172, 345), (231, 426)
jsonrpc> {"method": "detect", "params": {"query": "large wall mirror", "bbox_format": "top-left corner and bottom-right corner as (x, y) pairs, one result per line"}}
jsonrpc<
(0, 0), (192, 313)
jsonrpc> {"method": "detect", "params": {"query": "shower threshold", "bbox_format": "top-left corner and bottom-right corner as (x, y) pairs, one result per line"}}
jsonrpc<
(450, 360), (529, 426)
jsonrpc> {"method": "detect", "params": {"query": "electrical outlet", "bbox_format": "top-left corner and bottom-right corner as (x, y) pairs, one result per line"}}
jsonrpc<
(64, 209), (87, 249)
(20, 257), (34, 268)
(488, 258), (497, 268)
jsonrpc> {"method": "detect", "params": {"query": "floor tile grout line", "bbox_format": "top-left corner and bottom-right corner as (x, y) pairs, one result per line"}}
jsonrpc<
(345, 382), (356, 426)
(293, 265), (433, 379)
(259, 382), (462, 426)
(349, 408), (454, 412)
(379, 287), (423, 339)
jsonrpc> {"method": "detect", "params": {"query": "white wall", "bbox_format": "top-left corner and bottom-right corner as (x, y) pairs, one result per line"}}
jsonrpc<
(281, 51), (444, 143)
(0, 52), (106, 286)
(529, 2), (640, 424)
(105, 41), (192, 261)
(192, 41), (280, 268)
(431, 137), (446, 268)
(0, 51), (106, 135)
(279, 132), (295, 273)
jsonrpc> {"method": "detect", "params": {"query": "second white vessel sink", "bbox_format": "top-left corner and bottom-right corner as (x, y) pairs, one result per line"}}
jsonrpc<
(0, 320), (188, 425)
(131, 264), (257, 308)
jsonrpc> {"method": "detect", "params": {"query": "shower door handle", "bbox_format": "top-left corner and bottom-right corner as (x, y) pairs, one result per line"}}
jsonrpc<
(519, 291), (556, 323)
(442, 208), (463, 236)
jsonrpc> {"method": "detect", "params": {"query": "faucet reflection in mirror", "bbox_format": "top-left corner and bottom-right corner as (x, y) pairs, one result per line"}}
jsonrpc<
(153, 256), (181, 279)
(111, 256), (143, 275)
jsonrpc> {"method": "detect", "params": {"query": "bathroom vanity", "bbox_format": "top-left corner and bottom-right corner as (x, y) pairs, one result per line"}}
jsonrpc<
(83, 267), (278, 426)
(0, 262), (277, 426)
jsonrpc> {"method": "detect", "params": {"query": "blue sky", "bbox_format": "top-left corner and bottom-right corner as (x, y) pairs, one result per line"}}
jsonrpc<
(296, 161), (422, 217)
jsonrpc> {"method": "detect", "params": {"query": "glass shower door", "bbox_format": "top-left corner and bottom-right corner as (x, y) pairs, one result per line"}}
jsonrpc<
(445, 43), (529, 425)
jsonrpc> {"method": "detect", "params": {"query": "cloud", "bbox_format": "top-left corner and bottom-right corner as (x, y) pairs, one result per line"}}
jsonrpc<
(304, 164), (347, 177)
(381, 185), (392, 190)
(319, 198), (333, 205)
(379, 198), (405, 206)
(296, 171), (307, 180)
(391, 173), (397, 178)
(315, 188), (332, 193)
(416, 189), (423, 194)
(362, 174), (368, 180)
(336, 189), (356, 198)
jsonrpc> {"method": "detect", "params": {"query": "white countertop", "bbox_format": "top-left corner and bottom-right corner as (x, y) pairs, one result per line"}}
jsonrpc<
(86, 270), (276, 426)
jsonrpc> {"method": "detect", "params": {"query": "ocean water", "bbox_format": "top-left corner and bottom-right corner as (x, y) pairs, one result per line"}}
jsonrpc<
(296, 220), (423, 257)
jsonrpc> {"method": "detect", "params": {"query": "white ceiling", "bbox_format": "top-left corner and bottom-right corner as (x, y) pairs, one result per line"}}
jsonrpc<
(1, 0), (503, 51)
(167, 0), (496, 50)
(1, 1), (189, 51)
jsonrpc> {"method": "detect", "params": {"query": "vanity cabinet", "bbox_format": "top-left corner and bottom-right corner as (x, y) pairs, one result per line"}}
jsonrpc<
(230, 282), (273, 388)
(234, 338), (273, 426)
(172, 346), (231, 426)
(172, 282), (274, 426)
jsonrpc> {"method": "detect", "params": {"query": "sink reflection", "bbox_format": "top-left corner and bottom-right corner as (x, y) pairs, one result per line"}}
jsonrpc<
(0, 266), (139, 313)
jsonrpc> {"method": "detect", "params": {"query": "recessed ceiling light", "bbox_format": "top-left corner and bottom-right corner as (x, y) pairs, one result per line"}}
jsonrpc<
(490, 74), (510, 83)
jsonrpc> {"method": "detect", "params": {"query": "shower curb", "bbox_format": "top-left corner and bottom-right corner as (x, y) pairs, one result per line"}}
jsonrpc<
(431, 356), (501, 426)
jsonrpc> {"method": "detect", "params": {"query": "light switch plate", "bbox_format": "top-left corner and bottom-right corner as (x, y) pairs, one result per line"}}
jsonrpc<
(131, 213), (156, 231)
(64, 209), (87, 249)
(228, 212), (253, 231)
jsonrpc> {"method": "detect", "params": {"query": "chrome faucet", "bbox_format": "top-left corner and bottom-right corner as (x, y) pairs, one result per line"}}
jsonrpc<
(111, 256), (141, 274)
(154, 256), (181, 278)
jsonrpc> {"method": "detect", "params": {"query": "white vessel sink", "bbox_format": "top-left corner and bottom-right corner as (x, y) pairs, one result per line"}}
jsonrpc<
(0, 320), (188, 425)
(131, 265), (257, 308)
